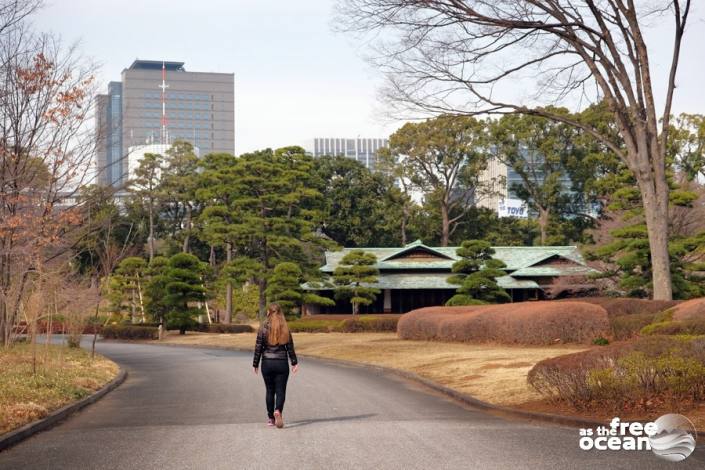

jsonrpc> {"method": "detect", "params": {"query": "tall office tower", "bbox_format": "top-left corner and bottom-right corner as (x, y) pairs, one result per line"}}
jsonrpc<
(305, 137), (389, 171)
(95, 60), (234, 187)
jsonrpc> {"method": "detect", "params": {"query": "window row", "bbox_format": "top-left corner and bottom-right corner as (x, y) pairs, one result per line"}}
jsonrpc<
(142, 101), (211, 110)
(142, 111), (212, 120)
(143, 91), (211, 101)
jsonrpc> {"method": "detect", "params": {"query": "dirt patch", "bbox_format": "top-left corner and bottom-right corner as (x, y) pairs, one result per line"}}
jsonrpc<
(479, 361), (535, 370)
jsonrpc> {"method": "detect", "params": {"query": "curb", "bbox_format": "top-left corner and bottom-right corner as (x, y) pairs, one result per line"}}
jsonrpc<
(0, 368), (128, 452)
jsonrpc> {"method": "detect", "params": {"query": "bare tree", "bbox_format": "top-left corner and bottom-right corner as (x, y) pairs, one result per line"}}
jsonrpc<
(0, 19), (98, 345)
(338, 0), (692, 300)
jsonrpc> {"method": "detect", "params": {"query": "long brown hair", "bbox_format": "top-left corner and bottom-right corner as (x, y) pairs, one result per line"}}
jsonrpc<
(266, 303), (290, 345)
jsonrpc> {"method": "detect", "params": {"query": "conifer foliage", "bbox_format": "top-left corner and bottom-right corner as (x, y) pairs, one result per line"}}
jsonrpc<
(447, 241), (510, 305)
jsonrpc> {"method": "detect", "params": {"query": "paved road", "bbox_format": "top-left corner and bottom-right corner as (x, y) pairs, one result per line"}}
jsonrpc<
(1, 340), (704, 470)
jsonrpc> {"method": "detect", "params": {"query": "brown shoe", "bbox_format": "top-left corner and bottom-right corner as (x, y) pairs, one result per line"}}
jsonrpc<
(274, 410), (284, 428)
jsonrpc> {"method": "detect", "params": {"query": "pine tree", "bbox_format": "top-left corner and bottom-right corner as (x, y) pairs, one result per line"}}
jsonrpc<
(147, 253), (206, 334)
(160, 140), (200, 253)
(131, 152), (164, 262)
(447, 240), (510, 305)
(115, 257), (148, 323)
(197, 147), (329, 319)
(333, 250), (380, 315)
(266, 262), (304, 314)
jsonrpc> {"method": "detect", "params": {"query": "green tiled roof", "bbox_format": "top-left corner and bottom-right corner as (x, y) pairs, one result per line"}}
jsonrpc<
(320, 241), (590, 273)
(307, 241), (595, 291)
(495, 276), (540, 289)
(511, 265), (599, 277)
(303, 273), (540, 290)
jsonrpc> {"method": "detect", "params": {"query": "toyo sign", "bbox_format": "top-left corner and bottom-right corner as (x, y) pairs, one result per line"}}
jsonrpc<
(497, 198), (528, 218)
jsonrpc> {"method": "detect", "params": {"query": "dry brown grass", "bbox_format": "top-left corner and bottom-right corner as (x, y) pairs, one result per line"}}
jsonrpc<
(0, 343), (119, 435)
(160, 331), (586, 405)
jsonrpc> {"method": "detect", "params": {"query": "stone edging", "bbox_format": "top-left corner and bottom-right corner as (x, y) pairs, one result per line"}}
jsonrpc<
(0, 368), (128, 452)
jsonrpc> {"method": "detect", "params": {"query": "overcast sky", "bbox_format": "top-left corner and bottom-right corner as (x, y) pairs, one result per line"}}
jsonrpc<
(35, 0), (705, 156)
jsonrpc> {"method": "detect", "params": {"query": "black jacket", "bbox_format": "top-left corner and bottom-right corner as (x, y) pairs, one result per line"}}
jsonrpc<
(253, 323), (298, 367)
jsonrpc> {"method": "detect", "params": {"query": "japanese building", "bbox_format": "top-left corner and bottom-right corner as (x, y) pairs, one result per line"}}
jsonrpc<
(304, 240), (598, 314)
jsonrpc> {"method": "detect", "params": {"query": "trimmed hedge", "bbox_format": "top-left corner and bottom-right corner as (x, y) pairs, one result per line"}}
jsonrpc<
(558, 298), (681, 340)
(559, 297), (679, 317)
(287, 319), (343, 333)
(286, 315), (401, 333)
(193, 323), (254, 334)
(298, 314), (403, 321)
(672, 298), (705, 321)
(397, 301), (611, 345)
(641, 318), (705, 336)
(102, 325), (159, 340)
(610, 312), (660, 340)
(528, 335), (705, 409)
(339, 316), (399, 332)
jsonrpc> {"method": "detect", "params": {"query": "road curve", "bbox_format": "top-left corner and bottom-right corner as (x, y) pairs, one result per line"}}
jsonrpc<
(1, 340), (703, 470)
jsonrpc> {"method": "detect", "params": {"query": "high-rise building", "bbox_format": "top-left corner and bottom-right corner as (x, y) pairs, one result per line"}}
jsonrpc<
(95, 59), (234, 187)
(476, 150), (597, 218)
(304, 137), (388, 171)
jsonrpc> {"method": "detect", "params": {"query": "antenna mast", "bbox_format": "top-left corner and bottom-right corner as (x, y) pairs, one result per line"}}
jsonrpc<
(159, 61), (169, 145)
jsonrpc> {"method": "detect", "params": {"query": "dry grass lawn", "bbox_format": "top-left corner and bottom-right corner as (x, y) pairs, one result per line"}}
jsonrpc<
(160, 331), (586, 406)
(0, 343), (119, 435)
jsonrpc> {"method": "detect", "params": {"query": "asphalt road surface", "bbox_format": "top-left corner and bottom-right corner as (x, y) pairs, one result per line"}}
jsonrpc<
(1, 340), (704, 470)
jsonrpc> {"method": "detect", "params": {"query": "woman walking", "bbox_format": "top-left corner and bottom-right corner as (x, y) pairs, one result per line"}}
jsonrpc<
(253, 303), (299, 428)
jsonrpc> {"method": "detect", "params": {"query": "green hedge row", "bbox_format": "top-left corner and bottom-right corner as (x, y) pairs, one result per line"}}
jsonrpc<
(287, 316), (400, 333)
(102, 325), (159, 340)
(192, 323), (254, 334)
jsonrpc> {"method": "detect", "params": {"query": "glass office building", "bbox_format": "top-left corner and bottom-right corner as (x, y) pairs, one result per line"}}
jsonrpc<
(95, 60), (234, 187)
(305, 137), (389, 171)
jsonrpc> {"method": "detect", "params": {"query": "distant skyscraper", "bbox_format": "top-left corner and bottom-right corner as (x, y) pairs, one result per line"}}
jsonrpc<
(304, 137), (389, 171)
(95, 59), (234, 187)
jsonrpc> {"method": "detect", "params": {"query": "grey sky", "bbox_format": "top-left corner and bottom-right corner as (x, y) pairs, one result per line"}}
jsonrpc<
(35, 1), (704, 156)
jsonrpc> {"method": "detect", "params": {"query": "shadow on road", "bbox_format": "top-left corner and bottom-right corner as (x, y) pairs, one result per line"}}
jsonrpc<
(285, 413), (377, 428)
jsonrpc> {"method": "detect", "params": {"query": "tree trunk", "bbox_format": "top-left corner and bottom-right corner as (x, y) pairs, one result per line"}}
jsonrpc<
(440, 203), (450, 247)
(136, 275), (146, 323)
(537, 207), (550, 245)
(638, 173), (673, 300)
(148, 200), (155, 262)
(401, 203), (409, 245)
(130, 289), (136, 324)
(182, 205), (191, 253)
(209, 244), (216, 268)
(224, 243), (232, 324)
(258, 278), (267, 319)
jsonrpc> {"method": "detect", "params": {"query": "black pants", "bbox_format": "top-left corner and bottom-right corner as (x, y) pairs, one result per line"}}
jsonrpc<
(261, 359), (289, 419)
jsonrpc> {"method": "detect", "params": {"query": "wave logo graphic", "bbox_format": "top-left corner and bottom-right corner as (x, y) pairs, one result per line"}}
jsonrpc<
(648, 414), (697, 462)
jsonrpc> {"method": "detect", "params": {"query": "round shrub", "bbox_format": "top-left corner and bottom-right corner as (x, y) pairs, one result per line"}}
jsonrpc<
(528, 336), (705, 409)
(672, 298), (705, 321)
(397, 301), (610, 345)
(558, 297), (679, 317)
